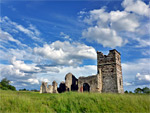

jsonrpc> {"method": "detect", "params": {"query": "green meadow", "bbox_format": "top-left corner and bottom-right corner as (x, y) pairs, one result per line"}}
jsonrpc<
(0, 90), (149, 113)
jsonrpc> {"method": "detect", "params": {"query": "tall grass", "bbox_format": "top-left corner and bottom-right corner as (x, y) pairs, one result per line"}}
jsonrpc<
(0, 90), (149, 113)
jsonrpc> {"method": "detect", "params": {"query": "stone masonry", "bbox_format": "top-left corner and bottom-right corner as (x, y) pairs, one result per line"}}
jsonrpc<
(97, 49), (124, 93)
(65, 73), (78, 91)
(78, 68), (102, 93)
(40, 81), (58, 93)
(40, 49), (124, 93)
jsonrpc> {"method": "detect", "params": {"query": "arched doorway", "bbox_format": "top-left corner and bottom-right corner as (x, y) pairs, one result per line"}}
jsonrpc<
(83, 83), (90, 92)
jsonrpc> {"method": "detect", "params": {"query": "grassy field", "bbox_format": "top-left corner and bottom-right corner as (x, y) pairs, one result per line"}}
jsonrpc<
(0, 90), (150, 113)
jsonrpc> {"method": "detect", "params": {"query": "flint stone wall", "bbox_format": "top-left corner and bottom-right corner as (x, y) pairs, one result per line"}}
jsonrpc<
(97, 49), (124, 93)
(78, 75), (98, 92)
(65, 73), (78, 91)
(40, 81), (58, 93)
(52, 81), (58, 93)
(40, 82), (47, 93)
(47, 85), (53, 93)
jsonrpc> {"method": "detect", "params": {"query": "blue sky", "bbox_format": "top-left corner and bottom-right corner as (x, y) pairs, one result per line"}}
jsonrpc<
(0, 0), (150, 91)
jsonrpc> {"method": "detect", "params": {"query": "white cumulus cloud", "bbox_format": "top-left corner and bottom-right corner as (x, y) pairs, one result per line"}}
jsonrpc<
(135, 73), (150, 85)
(34, 41), (97, 66)
(0, 64), (25, 77)
(122, 0), (150, 17)
(110, 11), (139, 32)
(82, 26), (124, 48)
(26, 78), (39, 85)
(80, 0), (149, 48)
(11, 57), (40, 73)
(122, 58), (150, 86)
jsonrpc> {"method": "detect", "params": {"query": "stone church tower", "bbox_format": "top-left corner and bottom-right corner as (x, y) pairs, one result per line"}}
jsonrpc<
(97, 49), (124, 93)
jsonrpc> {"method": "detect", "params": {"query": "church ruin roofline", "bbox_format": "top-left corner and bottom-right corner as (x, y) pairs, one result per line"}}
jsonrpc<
(79, 75), (97, 79)
(97, 49), (121, 57)
(66, 72), (73, 76)
(109, 49), (121, 55)
(66, 72), (73, 74)
(52, 80), (57, 83)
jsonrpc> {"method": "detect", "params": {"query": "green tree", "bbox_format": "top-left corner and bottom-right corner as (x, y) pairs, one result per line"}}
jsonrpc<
(0, 83), (2, 88)
(19, 88), (27, 91)
(124, 90), (128, 93)
(142, 87), (150, 94)
(129, 91), (132, 94)
(8, 85), (16, 91)
(0, 78), (16, 91)
(31, 89), (39, 92)
(134, 88), (142, 93)
(1, 78), (10, 87)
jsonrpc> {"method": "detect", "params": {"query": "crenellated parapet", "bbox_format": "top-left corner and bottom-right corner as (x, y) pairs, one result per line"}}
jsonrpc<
(97, 49), (121, 65)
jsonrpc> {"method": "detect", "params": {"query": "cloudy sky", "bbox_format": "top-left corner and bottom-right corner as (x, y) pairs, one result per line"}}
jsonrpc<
(0, 0), (150, 91)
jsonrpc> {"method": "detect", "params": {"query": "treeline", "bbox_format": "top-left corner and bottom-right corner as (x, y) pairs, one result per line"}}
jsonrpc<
(125, 87), (150, 94)
(0, 78), (16, 91)
(0, 78), (38, 92)
(19, 88), (39, 92)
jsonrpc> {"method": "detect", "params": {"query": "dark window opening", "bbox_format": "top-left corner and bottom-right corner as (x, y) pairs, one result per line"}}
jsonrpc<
(83, 83), (90, 92)
(120, 79), (121, 86)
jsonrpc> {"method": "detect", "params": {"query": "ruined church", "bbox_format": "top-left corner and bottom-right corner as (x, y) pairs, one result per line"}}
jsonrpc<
(40, 49), (124, 93)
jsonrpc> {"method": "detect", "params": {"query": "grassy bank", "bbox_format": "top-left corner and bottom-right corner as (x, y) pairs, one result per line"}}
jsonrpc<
(0, 90), (149, 113)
